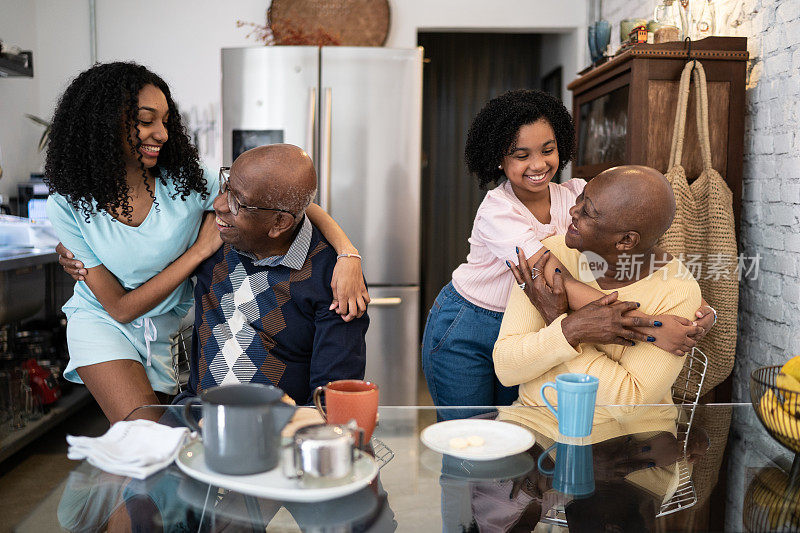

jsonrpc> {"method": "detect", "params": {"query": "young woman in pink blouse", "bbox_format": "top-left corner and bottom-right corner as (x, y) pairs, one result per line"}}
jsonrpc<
(421, 90), (712, 420)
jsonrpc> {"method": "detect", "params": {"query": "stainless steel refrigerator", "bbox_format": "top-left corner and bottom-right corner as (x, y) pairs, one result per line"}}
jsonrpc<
(222, 46), (423, 405)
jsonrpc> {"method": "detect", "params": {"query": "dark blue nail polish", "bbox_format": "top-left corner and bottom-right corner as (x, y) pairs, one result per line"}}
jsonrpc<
(636, 302), (641, 308)
(543, 250), (549, 255)
(515, 246), (519, 254)
(647, 336), (656, 342)
(654, 321), (662, 327)
(555, 268), (561, 273)
(641, 445), (651, 452)
(648, 461), (656, 468)
(506, 260), (512, 268)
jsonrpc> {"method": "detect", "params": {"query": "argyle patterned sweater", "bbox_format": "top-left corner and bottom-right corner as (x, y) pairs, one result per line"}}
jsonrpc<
(185, 226), (368, 405)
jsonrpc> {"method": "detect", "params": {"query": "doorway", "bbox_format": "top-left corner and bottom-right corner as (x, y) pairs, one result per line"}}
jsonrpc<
(418, 31), (566, 318)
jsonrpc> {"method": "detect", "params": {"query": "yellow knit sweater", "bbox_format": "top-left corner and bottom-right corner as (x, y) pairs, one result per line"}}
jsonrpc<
(493, 235), (702, 421)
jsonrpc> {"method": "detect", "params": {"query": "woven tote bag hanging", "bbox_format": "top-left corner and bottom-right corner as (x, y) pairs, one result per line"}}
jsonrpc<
(657, 60), (739, 395)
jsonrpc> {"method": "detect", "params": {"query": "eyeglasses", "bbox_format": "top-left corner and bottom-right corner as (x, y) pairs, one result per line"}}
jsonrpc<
(218, 167), (296, 218)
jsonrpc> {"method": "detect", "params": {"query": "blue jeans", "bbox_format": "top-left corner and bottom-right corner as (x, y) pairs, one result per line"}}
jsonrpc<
(421, 282), (518, 421)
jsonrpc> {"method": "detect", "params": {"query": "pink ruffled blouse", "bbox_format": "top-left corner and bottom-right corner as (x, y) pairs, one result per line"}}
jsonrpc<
(451, 178), (587, 312)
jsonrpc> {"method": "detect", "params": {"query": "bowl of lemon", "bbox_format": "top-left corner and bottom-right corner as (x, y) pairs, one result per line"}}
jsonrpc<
(751, 357), (800, 454)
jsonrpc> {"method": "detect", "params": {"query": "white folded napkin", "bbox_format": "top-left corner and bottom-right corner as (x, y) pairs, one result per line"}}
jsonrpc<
(67, 419), (194, 480)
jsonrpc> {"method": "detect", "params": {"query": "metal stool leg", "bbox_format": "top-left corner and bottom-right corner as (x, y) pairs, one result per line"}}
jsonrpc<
(243, 494), (265, 532)
(197, 485), (217, 533)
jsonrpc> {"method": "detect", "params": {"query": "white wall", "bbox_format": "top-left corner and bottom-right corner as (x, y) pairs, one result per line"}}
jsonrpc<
(540, 31), (579, 106)
(388, 0), (587, 111)
(0, 0), (90, 204)
(0, 0), (41, 203)
(0, 0), (587, 205)
(91, 0), (587, 171)
(34, 0), (90, 122)
(94, 0), (265, 171)
(386, 0), (587, 46)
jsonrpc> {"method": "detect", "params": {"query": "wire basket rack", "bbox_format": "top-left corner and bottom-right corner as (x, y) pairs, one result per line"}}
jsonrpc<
(369, 436), (394, 469)
(169, 324), (192, 393)
(750, 366), (800, 455)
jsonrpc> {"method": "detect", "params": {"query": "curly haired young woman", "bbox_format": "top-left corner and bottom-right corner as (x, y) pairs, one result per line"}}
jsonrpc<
(45, 62), (368, 423)
(421, 89), (714, 420)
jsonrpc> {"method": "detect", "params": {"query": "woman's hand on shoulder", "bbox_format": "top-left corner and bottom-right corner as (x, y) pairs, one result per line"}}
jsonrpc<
(190, 212), (223, 259)
(507, 247), (568, 324)
(527, 245), (569, 286)
(330, 255), (369, 322)
(56, 242), (87, 281)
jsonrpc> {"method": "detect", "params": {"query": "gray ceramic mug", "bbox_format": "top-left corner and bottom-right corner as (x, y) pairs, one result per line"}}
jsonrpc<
(184, 384), (296, 475)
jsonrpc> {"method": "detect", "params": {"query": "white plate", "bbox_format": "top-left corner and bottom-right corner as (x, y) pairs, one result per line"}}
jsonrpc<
(420, 419), (535, 461)
(175, 439), (378, 502)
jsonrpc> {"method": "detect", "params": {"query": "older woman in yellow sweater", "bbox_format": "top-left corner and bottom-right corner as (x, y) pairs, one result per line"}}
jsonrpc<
(494, 166), (702, 424)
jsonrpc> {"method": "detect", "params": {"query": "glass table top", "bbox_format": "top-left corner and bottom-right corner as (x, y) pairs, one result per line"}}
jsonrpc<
(11, 403), (800, 532)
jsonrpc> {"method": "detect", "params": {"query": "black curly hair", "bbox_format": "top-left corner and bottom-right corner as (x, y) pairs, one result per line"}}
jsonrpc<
(44, 62), (207, 221)
(464, 89), (575, 189)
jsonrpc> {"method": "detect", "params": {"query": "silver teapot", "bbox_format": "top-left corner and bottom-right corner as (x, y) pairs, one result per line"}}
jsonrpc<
(282, 421), (365, 481)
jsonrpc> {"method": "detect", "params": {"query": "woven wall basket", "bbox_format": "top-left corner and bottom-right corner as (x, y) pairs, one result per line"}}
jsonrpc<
(658, 60), (739, 396)
(268, 0), (390, 46)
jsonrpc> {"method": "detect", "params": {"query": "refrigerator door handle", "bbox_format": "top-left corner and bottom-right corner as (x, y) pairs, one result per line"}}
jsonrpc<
(369, 297), (403, 307)
(321, 87), (332, 212)
(306, 87), (317, 159)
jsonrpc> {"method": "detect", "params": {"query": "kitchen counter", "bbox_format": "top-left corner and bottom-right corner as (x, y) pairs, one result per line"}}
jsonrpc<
(0, 247), (58, 272)
(0, 247), (59, 323)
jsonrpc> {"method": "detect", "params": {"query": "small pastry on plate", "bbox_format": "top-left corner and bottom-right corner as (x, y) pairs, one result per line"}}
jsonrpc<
(449, 437), (469, 449)
(467, 435), (485, 447)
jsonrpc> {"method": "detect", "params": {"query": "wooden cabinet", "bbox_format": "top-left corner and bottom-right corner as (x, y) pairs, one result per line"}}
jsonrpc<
(567, 37), (748, 232)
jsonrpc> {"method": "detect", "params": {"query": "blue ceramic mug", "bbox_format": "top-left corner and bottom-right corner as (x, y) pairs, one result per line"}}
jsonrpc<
(540, 373), (599, 438)
(537, 442), (595, 497)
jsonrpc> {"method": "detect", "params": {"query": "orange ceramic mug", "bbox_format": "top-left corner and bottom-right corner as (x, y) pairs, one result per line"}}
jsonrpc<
(313, 380), (379, 441)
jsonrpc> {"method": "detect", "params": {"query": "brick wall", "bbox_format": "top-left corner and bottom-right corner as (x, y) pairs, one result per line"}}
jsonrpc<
(597, 1), (797, 529)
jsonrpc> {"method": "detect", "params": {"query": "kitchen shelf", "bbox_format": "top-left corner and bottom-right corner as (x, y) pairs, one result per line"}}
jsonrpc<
(0, 51), (33, 78)
(0, 248), (58, 272)
(0, 386), (92, 463)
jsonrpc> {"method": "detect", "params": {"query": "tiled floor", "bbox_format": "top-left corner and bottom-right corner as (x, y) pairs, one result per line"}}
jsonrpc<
(0, 397), (108, 532)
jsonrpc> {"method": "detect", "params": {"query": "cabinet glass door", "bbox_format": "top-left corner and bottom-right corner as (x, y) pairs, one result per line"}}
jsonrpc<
(577, 85), (629, 167)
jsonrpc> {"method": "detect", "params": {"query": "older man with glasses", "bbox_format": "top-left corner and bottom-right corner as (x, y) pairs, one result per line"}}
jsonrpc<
(175, 144), (369, 406)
